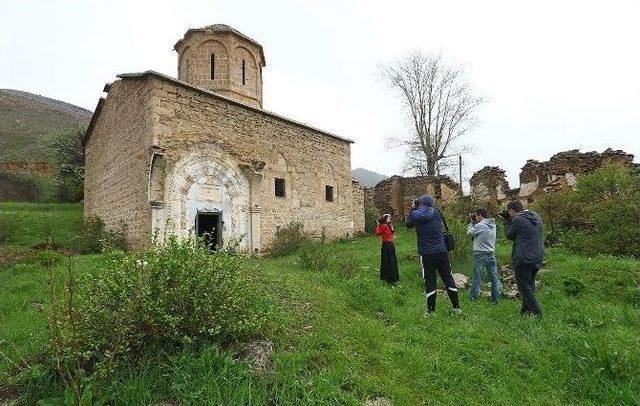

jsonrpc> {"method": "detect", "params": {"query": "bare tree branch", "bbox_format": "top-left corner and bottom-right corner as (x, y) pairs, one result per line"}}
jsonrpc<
(381, 52), (484, 177)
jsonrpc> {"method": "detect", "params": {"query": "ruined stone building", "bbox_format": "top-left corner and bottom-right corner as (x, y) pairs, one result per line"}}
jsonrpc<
(517, 149), (634, 203)
(470, 148), (635, 206)
(469, 166), (515, 206)
(84, 24), (364, 251)
(372, 175), (460, 221)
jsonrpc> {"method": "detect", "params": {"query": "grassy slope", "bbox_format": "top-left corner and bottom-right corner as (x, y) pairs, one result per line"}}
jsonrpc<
(0, 89), (91, 163)
(1, 203), (639, 405)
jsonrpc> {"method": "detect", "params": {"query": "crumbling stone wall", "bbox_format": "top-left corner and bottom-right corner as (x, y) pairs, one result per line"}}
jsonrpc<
(362, 186), (374, 208)
(470, 166), (514, 205)
(351, 180), (365, 236)
(519, 149), (635, 203)
(373, 175), (460, 220)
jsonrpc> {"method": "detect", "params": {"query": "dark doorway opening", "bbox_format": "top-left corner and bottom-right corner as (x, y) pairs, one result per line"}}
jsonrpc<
(196, 212), (222, 251)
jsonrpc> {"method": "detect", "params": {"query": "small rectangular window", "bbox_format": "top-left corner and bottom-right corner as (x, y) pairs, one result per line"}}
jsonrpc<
(325, 185), (334, 202)
(210, 54), (215, 80)
(275, 178), (286, 197)
(242, 60), (246, 85)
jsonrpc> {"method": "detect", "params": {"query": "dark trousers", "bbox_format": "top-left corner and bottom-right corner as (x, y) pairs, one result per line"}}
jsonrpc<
(420, 252), (460, 312)
(514, 263), (542, 316)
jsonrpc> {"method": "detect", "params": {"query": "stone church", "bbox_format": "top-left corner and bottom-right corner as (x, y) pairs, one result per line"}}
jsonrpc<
(84, 24), (365, 252)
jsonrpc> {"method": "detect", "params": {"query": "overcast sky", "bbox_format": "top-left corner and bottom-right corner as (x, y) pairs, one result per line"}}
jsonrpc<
(1, 0), (638, 187)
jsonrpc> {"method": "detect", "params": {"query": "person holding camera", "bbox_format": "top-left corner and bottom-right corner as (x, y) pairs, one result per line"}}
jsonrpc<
(467, 208), (500, 303)
(499, 201), (544, 317)
(406, 194), (461, 316)
(375, 213), (400, 284)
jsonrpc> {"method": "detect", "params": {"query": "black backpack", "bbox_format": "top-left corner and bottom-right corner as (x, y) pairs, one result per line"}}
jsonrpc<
(437, 208), (456, 252)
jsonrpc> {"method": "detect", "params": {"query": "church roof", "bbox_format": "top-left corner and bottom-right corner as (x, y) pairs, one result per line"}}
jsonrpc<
(84, 70), (353, 145)
(173, 24), (266, 66)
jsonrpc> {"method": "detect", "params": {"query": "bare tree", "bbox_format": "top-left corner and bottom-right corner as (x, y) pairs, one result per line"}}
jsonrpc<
(381, 52), (484, 176)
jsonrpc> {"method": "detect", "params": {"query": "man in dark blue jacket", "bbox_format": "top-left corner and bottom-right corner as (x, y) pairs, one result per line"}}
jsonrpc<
(406, 194), (461, 316)
(502, 200), (544, 317)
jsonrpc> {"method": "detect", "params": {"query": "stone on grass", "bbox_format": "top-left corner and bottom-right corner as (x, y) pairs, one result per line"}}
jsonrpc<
(241, 339), (274, 375)
(452, 273), (469, 289)
(503, 288), (519, 299)
(364, 396), (392, 406)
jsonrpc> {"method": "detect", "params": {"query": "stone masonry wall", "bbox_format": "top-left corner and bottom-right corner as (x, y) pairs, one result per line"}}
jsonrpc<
(519, 148), (635, 203)
(351, 180), (365, 236)
(469, 166), (513, 204)
(148, 77), (361, 249)
(373, 175), (460, 221)
(84, 79), (154, 249)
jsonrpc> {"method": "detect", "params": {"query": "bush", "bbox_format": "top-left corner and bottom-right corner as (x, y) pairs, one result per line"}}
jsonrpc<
(75, 215), (127, 254)
(532, 165), (640, 257)
(270, 222), (308, 257)
(48, 237), (271, 391)
(0, 214), (19, 243)
(364, 205), (379, 234)
(441, 207), (473, 270)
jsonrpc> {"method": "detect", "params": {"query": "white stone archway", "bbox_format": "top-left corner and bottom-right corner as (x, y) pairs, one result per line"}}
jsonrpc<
(152, 144), (251, 250)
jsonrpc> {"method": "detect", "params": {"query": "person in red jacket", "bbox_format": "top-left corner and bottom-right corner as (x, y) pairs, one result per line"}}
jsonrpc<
(375, 214), (400, 284)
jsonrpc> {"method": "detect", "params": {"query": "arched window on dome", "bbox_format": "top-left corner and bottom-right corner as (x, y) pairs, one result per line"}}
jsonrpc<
(242, 59), (246, 85)
(210, 53), (215, 80)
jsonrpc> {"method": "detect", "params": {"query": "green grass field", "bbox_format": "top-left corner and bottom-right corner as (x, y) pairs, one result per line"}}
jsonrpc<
(1, 203), (639, 405)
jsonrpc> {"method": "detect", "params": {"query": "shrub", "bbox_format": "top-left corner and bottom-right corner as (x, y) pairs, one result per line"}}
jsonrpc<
(48, 237), (271, 393)
(0, 214), (19, 243)
(270, 222), (308, 257)
(74, 216), (126, 254)
(364, 205), (379, 234)
(532, 165), (640, 257)
(441, 207), (473, 270)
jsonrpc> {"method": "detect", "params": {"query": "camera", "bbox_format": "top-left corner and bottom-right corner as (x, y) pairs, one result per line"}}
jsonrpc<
(411, 198), (420, 209)
(498, 209), (510, 219)
(469, 212), (477, 223)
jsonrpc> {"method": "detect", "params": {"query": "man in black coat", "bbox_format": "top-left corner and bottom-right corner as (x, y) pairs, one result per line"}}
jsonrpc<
(501, 200), (544, 317)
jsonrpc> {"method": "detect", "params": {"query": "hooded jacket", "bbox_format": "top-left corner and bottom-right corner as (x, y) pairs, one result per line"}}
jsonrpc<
(405, 195), (447, 255)
(467, 218), (496, 252)
(504, 210), (545, 268)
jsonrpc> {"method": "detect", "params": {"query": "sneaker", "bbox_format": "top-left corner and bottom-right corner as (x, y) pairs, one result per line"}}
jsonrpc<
(451, 308), (462, 315)
(423, 309), (436, 318)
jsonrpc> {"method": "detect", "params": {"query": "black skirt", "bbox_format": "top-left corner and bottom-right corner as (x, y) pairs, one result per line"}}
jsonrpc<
(380, 241), (400, 283)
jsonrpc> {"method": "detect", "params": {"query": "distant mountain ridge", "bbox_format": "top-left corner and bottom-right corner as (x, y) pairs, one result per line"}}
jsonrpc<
(0, 89), (92, 163)
(352, 167), (388, 187)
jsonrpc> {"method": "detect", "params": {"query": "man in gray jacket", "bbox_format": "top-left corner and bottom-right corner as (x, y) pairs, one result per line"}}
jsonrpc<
(467, 208), (500, 303)
(501, 200), (544, 317)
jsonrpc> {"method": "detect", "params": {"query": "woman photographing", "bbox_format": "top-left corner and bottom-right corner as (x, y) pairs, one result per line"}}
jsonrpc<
(375, 214), (400, 284)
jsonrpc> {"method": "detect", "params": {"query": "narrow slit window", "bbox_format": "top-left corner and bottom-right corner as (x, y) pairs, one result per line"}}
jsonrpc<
(242, 59), (246, 85)
(210, 54), (215, 80)
(275, 178), (286, 197)
(325, 185), (334, 202)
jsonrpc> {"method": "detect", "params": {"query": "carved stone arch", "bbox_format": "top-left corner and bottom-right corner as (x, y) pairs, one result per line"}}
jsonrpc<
(235, 46), (259, 92)
(197, 40), (229, 81)
(178, 46), (192, 82)
(155, 143), (250, 250)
